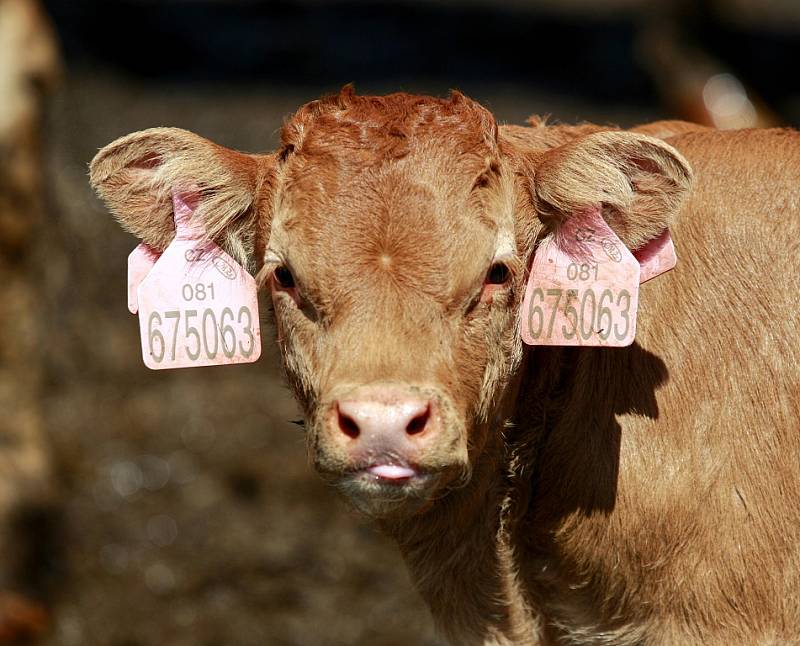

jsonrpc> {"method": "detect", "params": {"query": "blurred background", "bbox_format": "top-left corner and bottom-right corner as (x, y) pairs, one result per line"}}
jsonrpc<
(0, 0), (798, 644)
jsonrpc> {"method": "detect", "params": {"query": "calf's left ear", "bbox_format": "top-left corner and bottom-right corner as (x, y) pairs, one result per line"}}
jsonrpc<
(533, 131), (692, 249)
(90, 127), (276, 266)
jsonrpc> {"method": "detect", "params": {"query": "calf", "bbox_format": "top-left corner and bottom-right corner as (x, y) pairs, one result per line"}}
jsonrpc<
(90, 88), (800, 645)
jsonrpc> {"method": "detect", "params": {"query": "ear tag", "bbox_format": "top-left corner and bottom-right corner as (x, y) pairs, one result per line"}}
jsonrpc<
(521, 208), (640, 347)
(135, 190), (262, 369)
(127, 243), (160, 314)
(633, 229), (677, 283)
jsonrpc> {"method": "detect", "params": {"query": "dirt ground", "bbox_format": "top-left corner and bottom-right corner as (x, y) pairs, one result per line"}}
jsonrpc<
(31, 71), (656, 646)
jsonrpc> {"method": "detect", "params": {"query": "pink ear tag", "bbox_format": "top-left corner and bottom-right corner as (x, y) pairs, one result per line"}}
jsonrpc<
(633, 229), (677, 283)
(521, 208), (640, 347)
(127, 243), (160, 314)
(135, 191), (262, 369)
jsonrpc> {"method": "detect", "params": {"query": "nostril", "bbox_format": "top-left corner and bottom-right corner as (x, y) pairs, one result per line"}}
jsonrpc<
(406, 405), (430, 436)
(336, 397), (432, 439)
(337, 407), (360, 438)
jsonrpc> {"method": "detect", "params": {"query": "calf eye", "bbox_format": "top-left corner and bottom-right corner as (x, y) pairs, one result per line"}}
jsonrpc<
(486, 262), (510, 285)
(274, 265), (295, 289)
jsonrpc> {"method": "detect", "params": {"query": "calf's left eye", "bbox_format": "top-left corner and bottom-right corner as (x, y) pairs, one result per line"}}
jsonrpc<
(274, 265), (296, 289)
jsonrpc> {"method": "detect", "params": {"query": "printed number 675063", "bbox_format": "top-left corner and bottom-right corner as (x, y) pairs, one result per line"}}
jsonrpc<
(147, 306), (255, 362)
(527, 288), (631, 341)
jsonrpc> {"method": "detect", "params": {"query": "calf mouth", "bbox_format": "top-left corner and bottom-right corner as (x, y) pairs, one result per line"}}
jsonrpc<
(329, 462), (448, 518)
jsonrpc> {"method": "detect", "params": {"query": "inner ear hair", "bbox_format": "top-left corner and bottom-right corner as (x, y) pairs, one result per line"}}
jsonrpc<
(90, 127), (265, 265)
(533, 131), (693, 249)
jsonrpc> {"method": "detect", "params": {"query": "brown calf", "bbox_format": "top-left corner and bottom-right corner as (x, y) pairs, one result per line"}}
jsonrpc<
(91, 88), (799, 645)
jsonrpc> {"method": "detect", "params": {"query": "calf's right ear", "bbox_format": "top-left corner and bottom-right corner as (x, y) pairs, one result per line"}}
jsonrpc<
(89, 127), (276, 265)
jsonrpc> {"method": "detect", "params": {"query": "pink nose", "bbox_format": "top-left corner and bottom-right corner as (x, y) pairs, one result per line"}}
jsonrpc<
(336, 394), (432, 439)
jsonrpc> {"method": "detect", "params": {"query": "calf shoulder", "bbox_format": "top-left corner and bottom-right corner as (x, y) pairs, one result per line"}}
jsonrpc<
(516, 127), (800, 644)
(499, 122), (612, 153)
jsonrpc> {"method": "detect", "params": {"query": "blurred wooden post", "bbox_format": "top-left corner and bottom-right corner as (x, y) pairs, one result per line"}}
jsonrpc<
(637, 3), (780, 128)
(0, 0), (60, 639)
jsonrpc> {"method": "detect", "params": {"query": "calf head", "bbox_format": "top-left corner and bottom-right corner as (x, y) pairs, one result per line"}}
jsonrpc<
(91, 88), (691, 519)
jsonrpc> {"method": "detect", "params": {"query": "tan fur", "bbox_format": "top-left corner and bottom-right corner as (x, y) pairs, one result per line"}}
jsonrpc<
(91, 89), (799, 645)
(514, 128), (800, 645)
(630, 120), (710, 139)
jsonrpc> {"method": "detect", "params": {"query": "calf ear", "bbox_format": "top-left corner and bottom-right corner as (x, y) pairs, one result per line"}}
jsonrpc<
(533, 131), (692, 249)
(89, 127), (275, 266)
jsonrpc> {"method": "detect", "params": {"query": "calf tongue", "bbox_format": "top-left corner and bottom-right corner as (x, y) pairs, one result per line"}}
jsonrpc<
(368, 464), (416, 480)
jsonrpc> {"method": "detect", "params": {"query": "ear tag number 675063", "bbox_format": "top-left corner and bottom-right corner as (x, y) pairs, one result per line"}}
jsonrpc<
(129, 190), (262, 369)
(520, 208), (641, 347)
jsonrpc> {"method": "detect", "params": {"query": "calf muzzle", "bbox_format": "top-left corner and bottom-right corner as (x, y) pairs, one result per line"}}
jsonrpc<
(313, 383), (468, 517)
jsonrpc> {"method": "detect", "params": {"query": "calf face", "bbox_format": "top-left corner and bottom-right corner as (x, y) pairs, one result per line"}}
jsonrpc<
(90, 89), (691, 519)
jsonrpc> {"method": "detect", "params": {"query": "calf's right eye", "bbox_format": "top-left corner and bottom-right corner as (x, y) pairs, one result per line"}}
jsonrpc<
(486, 262), (510, 285)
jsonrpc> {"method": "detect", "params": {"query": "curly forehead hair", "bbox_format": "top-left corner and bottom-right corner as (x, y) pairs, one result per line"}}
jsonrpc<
(279, 84), (499, 162)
